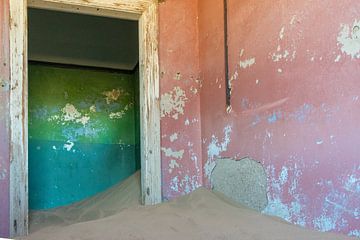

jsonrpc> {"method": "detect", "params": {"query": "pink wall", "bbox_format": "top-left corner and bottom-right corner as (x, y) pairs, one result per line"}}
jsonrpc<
(159, 0), (203, 200)
(199, 0), (360, 237)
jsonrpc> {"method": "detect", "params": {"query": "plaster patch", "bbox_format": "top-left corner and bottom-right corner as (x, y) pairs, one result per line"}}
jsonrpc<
(212, 158), (268, 211)
(169, 159), (180, 173)
(109, 111), (125, 119)
(62, 104), (81, 122)
(161, 148), (184, 159)
(89, 105), (96, 113)
(337, 20), (360, 58)
(240, 58), (256, 69)
(169, 133), (178, 142)
(161, 87), (188, 120)
(64, 140), (74, 151)
(313, 215), (336, 232)
(109, 103), (133, 119)
(103, 89), (122, 104)
(334, 55), (341, 62)
(279, 26), (285, 40)
(76, 115), (90, 126)
(349, 230), (360, 238)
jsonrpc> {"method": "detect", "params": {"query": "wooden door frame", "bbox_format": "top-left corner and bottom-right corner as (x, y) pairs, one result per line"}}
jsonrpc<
(9, 0), (161, 237)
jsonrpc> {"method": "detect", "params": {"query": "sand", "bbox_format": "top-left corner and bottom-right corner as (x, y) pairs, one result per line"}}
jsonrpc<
(25, 172), (354, 240)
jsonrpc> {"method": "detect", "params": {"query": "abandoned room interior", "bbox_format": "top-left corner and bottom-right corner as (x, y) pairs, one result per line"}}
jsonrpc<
(0, 0), (359, 239)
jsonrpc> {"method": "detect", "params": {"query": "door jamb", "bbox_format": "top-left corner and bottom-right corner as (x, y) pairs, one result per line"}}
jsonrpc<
(9, 0), (161, 237)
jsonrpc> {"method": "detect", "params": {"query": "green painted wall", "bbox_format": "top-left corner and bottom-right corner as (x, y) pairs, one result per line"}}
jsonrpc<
(29, 63), (140, 210)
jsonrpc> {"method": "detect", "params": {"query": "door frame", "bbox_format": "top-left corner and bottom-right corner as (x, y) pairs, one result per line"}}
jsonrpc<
(9, 0), (161, 236)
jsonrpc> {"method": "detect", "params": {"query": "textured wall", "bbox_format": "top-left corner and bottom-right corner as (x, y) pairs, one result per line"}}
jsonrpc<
(159, 0), (203, 200)
(199, 0), (360, 237)
(28, 64), (140, 209)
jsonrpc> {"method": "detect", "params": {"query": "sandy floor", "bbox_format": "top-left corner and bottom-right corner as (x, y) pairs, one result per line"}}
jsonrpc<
(25, 172), (354, 240)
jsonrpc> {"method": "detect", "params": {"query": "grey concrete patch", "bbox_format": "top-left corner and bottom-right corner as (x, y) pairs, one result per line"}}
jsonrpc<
(211, 158), (268, 212)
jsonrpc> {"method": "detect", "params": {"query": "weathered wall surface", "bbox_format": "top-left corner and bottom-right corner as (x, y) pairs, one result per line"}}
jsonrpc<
(28, 64), (140, 209)
(0, 0), (10, 236)
(199, 0), (360, 237)
(159, 0), (203, 200)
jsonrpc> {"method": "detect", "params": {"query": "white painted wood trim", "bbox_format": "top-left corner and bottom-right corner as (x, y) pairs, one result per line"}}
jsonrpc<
(9, 0), (28, 237)
(139, 2), (162, 205)
(27, 0), (152, 20)
(8, 0), (161, 236)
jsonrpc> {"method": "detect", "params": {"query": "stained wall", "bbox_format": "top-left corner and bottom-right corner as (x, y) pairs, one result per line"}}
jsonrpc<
(199, 0), (360, 237)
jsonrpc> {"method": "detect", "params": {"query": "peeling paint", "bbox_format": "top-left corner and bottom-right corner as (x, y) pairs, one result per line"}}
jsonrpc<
(204, 125), (232, 179)
(62, 104), (81, 122)
(337, 20), (360, 58)
(169, 159), (180, 173)
(103, 89), (122, 104)
(239, 57), (256, 69)
(279, 26), (285, 40)
(161, 147), (184, 159)
(89, 105), (96, 113)
(169, 133), (178, 142)
(161, 86), (188, 120)
(64, 140), (75, 151)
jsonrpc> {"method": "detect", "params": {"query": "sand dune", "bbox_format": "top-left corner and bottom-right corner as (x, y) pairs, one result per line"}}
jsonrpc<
(26, 172), (353, 240)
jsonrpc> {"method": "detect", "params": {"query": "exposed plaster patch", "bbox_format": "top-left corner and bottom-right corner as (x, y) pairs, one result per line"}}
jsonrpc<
(89, 105), (97, 113)
(161, 87), (188, 120)
(349, 230), (360, 238)
(103, 89), (123, 104)
(109, 111), (125, 119)
(169, 133), (178, 142)
(76, 115), (90, 125)
(64, 140), (74, 151)
(62, 104), (81, 122)
(290, 15), (297, 25)
(279, 26), (285, 40)
(169, 159), (180, 173)
(337, 20), (360, 58)
(161, 148), (184, 159)
(240, 58), (256, 69)
(49, 104), (91, 126)
(190, 86), (198, 94)
(109, 103), (134, 119)
(184, 119), (190, 126)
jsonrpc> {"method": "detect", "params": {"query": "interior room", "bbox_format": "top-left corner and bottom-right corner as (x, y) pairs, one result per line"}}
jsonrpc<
(0, 0), (359, 239)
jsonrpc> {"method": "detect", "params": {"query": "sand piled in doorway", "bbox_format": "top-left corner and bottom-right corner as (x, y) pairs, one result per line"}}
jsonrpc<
(26, 172), (353, 240)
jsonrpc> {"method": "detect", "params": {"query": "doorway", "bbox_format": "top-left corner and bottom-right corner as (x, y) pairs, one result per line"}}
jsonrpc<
(28, 8), (141, 210)
(8, 0), (161, 237)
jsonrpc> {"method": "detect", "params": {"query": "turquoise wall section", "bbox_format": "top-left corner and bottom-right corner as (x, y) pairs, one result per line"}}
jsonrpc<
(29, 64), (140, 210)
